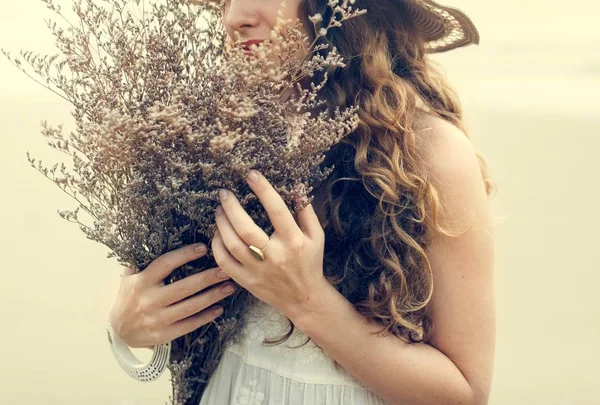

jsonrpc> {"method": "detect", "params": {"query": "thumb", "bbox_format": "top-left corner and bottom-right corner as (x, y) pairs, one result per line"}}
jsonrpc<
(121, 265), (138, 278)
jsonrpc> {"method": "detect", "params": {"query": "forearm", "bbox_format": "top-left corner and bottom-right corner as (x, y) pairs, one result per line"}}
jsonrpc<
(290, 283), (478, 405)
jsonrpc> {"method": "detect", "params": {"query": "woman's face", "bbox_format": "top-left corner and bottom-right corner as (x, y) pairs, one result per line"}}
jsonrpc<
(222, 0), (311, 63)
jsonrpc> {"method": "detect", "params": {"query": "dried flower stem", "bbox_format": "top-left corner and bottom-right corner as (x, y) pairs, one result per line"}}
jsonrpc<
(3, 0), (366, 403)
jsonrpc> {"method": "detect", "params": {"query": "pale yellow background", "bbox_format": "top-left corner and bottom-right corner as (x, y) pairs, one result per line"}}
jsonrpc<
(1, 1), (599, 404)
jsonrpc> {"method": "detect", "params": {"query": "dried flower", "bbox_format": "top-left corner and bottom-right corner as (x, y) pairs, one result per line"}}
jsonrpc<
(2, 0), (366, 403)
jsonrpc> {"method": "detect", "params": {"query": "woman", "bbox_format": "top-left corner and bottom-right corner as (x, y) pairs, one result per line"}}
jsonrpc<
(108, 0), (496, 404)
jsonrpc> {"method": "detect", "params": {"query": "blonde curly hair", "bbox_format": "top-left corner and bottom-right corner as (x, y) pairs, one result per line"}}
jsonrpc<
(262, 0), (495, 351)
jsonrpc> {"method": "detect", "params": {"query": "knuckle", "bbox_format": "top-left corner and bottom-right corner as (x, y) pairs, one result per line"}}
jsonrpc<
(239, 229), (254, 241)
(230, 242), (246, 256)
(137, 294), (154, 314)
(216, 255), (231, 269)
(144, 315), (160, 332)
(149, 330), (163, 346)
(213, 285), (228, 299)
(288, 237), (305, 252)
(199, 269), (214, 285)
(271, 256), (286, 267)
(173, 283), (191, 298)
(182, 301), (196, 316)
(212, 269), (225, 283)
(245, 277), (258, 290)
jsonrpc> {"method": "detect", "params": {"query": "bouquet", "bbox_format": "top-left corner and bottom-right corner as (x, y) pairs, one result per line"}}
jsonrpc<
(2, 0), (366, 403)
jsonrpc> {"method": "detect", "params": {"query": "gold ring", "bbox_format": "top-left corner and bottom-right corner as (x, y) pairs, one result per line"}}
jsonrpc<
(248, 237), (271, 261)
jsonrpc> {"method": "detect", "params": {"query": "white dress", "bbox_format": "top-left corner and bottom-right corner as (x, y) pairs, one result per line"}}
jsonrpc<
(198, 299), (389, 405)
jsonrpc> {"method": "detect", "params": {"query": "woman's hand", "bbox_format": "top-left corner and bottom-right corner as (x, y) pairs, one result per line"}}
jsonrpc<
(211, 169), (331, 322)
(108, 244), (236, 348)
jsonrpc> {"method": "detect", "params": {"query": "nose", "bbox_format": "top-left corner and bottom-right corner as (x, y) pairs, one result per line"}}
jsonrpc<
(223, 0), (260, 41)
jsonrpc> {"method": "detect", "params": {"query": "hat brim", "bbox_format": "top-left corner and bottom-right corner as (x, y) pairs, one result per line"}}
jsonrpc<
(404, 0), (480, 53)
(193, 0), (479, 53)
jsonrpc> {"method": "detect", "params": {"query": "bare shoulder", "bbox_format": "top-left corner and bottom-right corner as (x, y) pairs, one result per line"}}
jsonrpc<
(412, 111), (496, 405)
(412, 111), (480, 180)
(412, 110), (490, 230)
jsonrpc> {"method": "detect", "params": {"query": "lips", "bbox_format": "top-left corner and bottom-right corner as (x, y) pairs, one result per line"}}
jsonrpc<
(240, 39), (266, 51)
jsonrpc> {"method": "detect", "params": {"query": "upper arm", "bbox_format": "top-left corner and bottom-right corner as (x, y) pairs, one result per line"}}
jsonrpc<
(416, 115), (496, 404)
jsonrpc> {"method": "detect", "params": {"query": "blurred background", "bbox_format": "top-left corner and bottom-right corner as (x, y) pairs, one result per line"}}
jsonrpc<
(0, 0), (598, 404)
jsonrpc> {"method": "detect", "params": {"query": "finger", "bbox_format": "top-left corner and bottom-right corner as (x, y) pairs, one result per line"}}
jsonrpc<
(295, 199), (325, 241)
(141, 243), (209, 286)
(158, 266), (231, 306)
(244, 170), (303, 241)
(217, 189), (270, 249)
(211, 229), (249, 288)
(215, 205), (260, 264)
(159, 305), (224, 345)
(121, 265), (138, 278)
(161, 281), (236, 325)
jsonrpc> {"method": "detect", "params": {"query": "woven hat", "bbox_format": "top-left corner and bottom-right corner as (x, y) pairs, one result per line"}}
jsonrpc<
(196, 0), (479, 53)
(403, 0), (480, 53)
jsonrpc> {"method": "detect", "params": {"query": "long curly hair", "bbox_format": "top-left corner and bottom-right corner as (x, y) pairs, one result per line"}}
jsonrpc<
(262, 0), (496, 351)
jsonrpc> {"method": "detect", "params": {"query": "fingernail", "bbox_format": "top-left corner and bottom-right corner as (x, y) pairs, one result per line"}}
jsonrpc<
(215, 206), (224, 216)
(247, 170), (259, 183)
(218, 189), (229, 200)
(217, 269), (230, 279)
(221, 284), (235, 294)
(194, 243), (207, 253)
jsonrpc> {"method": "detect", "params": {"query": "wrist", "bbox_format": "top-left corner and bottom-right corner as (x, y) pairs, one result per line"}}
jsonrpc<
(288, 279), (341, 335)
(106, 321), (171, 382)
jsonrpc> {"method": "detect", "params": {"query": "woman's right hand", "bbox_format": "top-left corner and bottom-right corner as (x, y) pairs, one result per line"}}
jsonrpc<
(108, 243), (236, 349)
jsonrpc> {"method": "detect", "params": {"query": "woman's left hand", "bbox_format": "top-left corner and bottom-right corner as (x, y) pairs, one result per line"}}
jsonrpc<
(211, 169), (330, 321)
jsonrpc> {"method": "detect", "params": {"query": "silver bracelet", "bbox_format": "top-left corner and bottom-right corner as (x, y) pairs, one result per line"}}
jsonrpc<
(106, 322), (171, 382)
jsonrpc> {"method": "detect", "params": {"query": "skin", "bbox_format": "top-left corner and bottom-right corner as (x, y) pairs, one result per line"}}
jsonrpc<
(279, 113), (496, 405)
(108, 0), (314, 350)
(222, 0), (311, 63)
(223, 0), (317, 107)
(110, 2), (495, 404)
